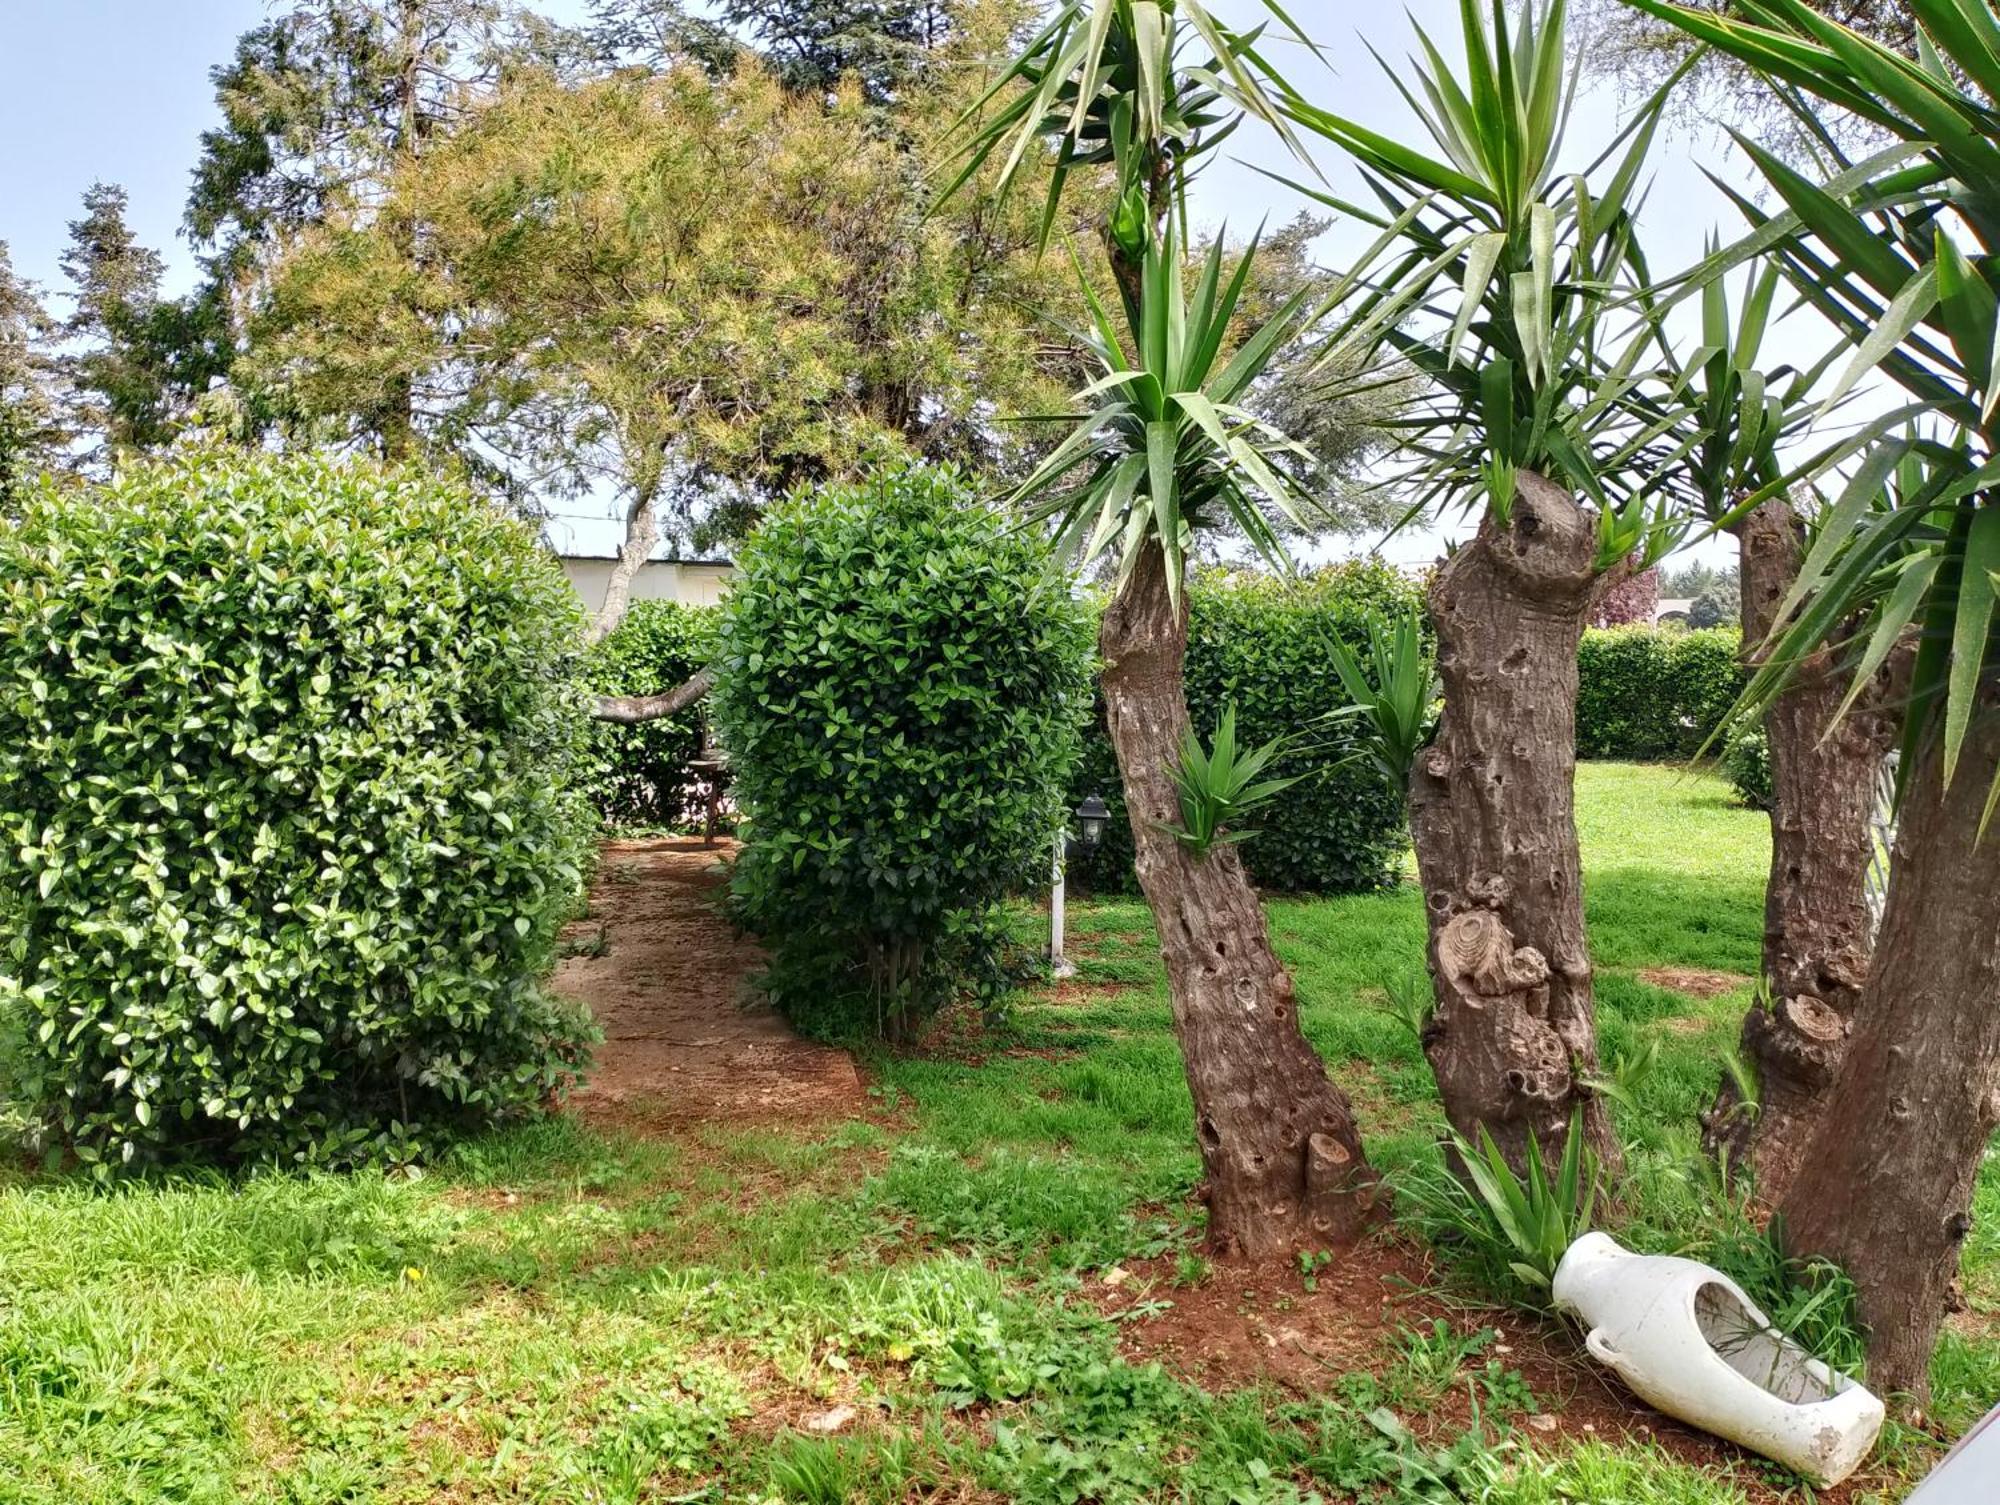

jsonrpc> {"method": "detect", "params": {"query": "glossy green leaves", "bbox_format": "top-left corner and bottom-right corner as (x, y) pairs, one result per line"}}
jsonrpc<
(0, 451), (599, 1173)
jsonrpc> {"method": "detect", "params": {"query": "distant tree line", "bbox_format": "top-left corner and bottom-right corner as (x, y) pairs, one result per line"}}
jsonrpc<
(0, 0), (1402, 637)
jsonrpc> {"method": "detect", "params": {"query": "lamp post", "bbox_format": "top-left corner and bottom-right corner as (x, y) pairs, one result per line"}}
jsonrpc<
(1051, 795), (1111, 978)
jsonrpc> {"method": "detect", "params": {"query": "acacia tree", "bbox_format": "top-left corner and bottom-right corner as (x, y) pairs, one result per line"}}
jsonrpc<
(1632, 0), (2000, 1399)
(949, 0), (1382, 1257)
(1283, 0), (1685, 1175)
(1666, 265), (1903, 1202)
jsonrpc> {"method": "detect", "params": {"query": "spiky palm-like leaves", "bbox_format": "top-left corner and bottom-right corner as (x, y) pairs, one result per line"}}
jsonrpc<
(940, 0), (1318, 253)
(1276, 0), (1691, 568)
(1007, 219), (1318, 605)
(1628, 0), (2000, 816)
(1164, 705), (1300, 857)
(1324, 605), (1440, 794)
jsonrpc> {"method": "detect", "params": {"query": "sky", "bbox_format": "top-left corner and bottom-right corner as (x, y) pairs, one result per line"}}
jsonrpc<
(1, 0), (1861, 572)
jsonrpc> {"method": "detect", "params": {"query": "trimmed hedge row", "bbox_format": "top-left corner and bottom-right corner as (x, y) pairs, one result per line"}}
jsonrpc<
(1575, 626), (1744, 761)
(584, 601), (718, 827)
(1067, 562), (1424, 896)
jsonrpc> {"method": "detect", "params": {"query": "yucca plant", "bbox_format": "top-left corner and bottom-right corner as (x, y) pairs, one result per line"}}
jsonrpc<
(1322, 604), (1440, 795)
(1399, 1111), (1599, 1305)
(1268, 0), (1692, 1183)
(1627, 0), (2000, 1401)
(1163, 705), (1300, 857)
(945, 0), (1383, 1257)
(1009, 216), (1319, 602)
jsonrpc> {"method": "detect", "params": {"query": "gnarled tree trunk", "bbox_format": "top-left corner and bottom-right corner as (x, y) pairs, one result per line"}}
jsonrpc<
(1100, 541), (1380, 1257)
(1408, 470), (1619, 1175)
(590, 480), (662, 645)
(1776, 705), (2000, 1402)
(1702, 499), (1899, 1203)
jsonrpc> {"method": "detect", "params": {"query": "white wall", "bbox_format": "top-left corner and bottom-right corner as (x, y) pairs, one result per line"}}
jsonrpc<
(559, 559), (734, 615)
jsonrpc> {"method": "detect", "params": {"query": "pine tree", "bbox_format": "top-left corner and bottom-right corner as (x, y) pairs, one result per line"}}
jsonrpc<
(0, 242), (70, 510)
(59, 184), (173, 465)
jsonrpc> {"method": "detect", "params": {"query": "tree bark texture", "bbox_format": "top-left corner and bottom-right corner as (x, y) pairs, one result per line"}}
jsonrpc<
(1100, 541), (1381, 1257)
(1776, 706), (2000, 1403)
(1702, 499), (1899, 1203)
(590, 483), (662, 644)
(592, 668), (712, 726)
(1407, 470), (1619, 1176)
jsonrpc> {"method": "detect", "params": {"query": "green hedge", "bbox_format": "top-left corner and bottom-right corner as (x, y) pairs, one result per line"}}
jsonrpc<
(1576, 626), (1744, 760)
(584, 601), (719, 827)
(0, 451), (598, 1173)
(1067, 562), (1424, 896)
(713, 465), (1093, 1039)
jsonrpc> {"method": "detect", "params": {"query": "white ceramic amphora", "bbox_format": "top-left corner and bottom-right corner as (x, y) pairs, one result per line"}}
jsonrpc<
(1552, 1231), (1884, 1487)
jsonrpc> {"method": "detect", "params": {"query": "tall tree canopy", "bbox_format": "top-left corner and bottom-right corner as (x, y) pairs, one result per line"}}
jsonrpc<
(0, 244), (69, 509)
(241, 3), (1102, 632)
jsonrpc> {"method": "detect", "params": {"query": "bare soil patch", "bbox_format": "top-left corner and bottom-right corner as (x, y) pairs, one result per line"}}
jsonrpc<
(1097, 1234), (1887, 1503)
(1637, 966), (1753, 1000)
(554, 837), (865, 1133)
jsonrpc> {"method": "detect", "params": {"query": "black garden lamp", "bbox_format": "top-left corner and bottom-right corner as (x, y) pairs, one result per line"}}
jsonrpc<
(1073, 794), (1111, 853)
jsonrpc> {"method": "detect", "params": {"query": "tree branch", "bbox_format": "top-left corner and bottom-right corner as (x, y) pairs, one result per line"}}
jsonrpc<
(590, 667), (714, 725)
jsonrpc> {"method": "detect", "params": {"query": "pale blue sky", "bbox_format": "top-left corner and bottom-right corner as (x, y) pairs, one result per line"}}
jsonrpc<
(4, 0), (1837, 568)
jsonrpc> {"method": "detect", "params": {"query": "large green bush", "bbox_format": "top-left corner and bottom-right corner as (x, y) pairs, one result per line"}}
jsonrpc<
(584, 600), (719, 827)
(1575, 626), (1744, 760)
(711, 465), (1092, 1039)
(0, 451), (598, 1172)
(1067, 562), (1424, 896)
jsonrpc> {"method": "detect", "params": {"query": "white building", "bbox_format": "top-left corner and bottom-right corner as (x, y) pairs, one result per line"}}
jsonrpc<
(553, 552), (734, 614)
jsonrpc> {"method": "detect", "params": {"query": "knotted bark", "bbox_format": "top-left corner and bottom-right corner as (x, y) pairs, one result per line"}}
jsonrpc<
(1701, 499), (1900, 1204)
(1778, 707), (2000, 1403)
(1101, 541), (1381, 1257)
(1408, 470), (1619, 1175)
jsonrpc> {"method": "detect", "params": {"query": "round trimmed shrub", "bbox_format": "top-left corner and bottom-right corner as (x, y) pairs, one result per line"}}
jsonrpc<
(584, 600), (719, 828)
(711, 465), (1093, 1039)
(0, 451), (599, 1172)
(1722, 725), (1773, 810)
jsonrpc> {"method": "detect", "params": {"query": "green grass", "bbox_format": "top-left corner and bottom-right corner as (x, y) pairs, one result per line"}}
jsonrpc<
(1, 763), (1992, 1502)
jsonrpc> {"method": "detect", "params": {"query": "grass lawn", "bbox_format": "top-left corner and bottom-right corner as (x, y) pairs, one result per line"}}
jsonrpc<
(4, 763), (1997, 1503)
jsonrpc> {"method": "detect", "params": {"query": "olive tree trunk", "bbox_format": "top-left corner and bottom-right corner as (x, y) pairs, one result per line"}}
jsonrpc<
(1407, 470), (1619, 1175)
(1776, 706), (2000, 1402)
(1702, 499), (1898, 1203)
(1100, 541), (1381, 1257)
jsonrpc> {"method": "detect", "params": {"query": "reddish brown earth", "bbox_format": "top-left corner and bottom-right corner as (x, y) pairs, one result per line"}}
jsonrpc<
(553, 836), (865, 1131)
(1098, 1235), (1889, 1502)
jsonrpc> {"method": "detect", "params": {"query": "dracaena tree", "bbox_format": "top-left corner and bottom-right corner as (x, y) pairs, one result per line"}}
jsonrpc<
(1629, 0), (2000, 1399)
(1277, 0), (1687, 1177)
(1658, 259), (1903, 1202)
(947, 0), (1384, 1257)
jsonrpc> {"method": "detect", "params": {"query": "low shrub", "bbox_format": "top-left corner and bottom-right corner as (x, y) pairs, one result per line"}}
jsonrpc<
(0, 451), (598, 1173)
(1575, 626), (1744, 760)
(711, 464), (1093, 1040)
(583, 600), (719, 827)
(1068, 562), (1423, 896)
(1721, 725), (1773, 809)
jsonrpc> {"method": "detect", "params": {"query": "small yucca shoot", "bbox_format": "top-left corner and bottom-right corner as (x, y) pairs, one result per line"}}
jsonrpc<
(1164, 705), (1301, 858)
(1453, 1110), (1599, 1294)
(1323, 603), (1440, 794)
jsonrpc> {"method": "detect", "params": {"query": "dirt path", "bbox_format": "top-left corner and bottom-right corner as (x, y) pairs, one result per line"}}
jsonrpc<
(554, 837), (865, 1132)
